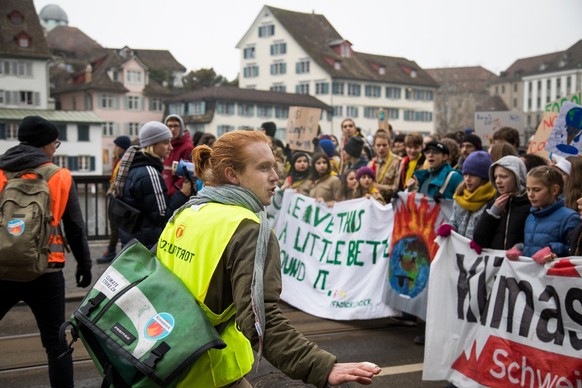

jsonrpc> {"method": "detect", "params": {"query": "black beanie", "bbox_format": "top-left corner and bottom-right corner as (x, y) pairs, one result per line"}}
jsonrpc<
(343, 136), (364, 158)
(462, 134), (483, 150)
(261, 122), (277, 138)
(18, 116), (59, 147)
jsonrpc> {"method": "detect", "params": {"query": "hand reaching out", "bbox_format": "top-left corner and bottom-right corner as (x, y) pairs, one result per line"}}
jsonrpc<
(328, 362), (381, 386)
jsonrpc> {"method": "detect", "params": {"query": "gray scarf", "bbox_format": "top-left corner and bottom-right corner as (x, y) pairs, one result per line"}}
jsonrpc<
(170, 184), (268, 359)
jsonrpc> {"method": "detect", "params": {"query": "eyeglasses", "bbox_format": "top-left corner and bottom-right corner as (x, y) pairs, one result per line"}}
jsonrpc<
(55, 140), (61, 149)
(424, 149), (443, 155)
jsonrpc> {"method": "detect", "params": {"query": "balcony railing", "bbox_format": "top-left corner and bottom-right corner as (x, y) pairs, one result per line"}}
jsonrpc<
(73, 175), (111, 240)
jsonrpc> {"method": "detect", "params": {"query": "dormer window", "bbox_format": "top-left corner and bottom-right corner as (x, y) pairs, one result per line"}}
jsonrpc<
(14, 32), (31, 48)
(539, 62), (547, 71)
(8, 10), (23, 25)
(378, 66), (386, 75)
(340, 43), (351, 58)
(334, 61), (341, 70)
(410, 70), (417, 78)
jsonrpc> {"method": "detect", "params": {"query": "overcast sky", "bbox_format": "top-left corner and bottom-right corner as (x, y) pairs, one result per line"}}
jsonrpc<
(33, 0), (582, 81)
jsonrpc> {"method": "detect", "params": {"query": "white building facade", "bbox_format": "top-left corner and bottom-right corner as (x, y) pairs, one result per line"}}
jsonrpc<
(237, 6), (438, 138)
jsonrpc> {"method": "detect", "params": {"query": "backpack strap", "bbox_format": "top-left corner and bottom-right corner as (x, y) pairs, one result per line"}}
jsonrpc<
(439, 171), (456, 195)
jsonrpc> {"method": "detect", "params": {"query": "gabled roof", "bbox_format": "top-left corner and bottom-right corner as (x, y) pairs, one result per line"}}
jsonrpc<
(246, 5), (437, 87)
(130, 49), (186, 73)
(46, 25), (107, 62)
(0, 0), (50, 59)
(426, 66), (498, 93)
(167, 86), (331, 110)
(498, 39), (582, 81)
(477, 95), (509, 112)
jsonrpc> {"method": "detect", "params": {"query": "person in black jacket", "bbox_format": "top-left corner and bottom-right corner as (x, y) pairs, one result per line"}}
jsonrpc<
(119, 122), (191, 248)
(473, 155), (530, 250)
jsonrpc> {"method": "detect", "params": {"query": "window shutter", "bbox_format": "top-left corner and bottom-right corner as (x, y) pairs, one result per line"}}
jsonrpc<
(296, 63), (300, 73)
(12, 91), (19, 105)
(33, 92), (40, 106)
(26, 62), (32, 76)
(90, 156), (96, 171)
(0, 123), (5, 139)
(270, 64), (274, 75)
(270, 45), (274, 55)
(67, 156), (78, 171)
(114, 96), (120, 109)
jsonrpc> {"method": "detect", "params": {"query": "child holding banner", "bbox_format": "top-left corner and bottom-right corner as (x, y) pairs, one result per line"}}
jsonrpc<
(280, 151), (312, 195)
(340, 169), (358, 200)
(354, 166), (385, 204)
(506, 165), (580, 263)
(473, 155), (530, 250)
(446, 151), (496, 239)
(309, 152), (342, 205)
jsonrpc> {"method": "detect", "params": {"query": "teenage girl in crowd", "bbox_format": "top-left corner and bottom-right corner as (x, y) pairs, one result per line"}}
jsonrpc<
(280, 151), (312, 195)
(448, 151), (496, 238)
(309, 152), (342, 205)
(506, 166), (580, 263)
(564, 156), (582, 211)
(353, 166), (385, 204)
(473, 155), (531, 250)
(340, 169), (358, 201)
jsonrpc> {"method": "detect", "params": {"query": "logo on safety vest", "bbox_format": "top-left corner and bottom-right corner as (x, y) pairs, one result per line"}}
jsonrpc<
(175, 224), (186, 239)
(144, 312), (174, 340)
(7, 219), (25, 236)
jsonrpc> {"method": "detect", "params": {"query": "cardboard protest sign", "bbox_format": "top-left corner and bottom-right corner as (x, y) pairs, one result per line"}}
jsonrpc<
(544, 90), (582, 113)
(286, 106), (321, 152)
(383, 192), (452, 320)
(272, 191), (398, 320)
(545, 101), (582, 157)
(527, 112), (558, 157)
(423, 232), (582, 387)
(474, 111), (524, 146)
(377, 108), (391, 135)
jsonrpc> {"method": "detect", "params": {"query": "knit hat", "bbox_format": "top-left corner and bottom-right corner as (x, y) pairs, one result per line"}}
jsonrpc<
(344, 136), (364, 158)
(462, 150), (492, 180)
(139, 121), (172, 147)
(18, 116), (59, 147)
(462, 134), (483, 150)
(113, 135), (131, 150)
(164, 114), (184, 136)
(261, 121), (277, 138)
(356, 166), (375, 180)
(424, 141), (449, 155)
(319, 139), (335, 157)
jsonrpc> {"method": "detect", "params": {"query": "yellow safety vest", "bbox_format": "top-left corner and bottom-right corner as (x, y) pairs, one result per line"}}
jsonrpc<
(157, 202), (258, 387)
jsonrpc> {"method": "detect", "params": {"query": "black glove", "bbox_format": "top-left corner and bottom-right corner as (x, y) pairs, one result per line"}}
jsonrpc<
(76, 265), (92, 288)
(433, 191), (444, 204)
(312, 137), (320, 148)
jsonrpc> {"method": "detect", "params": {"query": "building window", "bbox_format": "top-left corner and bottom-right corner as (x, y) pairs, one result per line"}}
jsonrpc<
(77, 125), (90, 141)
(126, 70), (142, 83)
(537, 80), (542, 90)
(556, 78), (561, 98)
(405, 88), (433, 101)
(347, 83), (361, 97)
(365, 85), (381, 98)
(257, 105), (272, 118)
(403, 110), (432, 122)
(386, 108), (399, 120)
(128, 122), (140, 137)
(8, 10), (23, 25)
(56, 124), (67, 141)
(19, 91), (37, 106)
(502, 85), (506, 94)
(315, 82), (329, 95)
(295, 60), (310, 74)
(363, 107), (379, 119)
(102, 122), (115, 136)
(243, 65), (259, 78)
(76, 156), (93, 172)
(243, 46), (255, 59)
(385, 87), (401, 99)
(332, 82), (344, 95)
(270, 62), (286, 75)
(258, 25), (275, 37)
(270, 84), (286, 92)
(513, 84), (518, 92)
(217, 125), (235, 136)
(150, 98), (163, 112)
(333, 106), (343, 117)
(346, 106), (358, 118)
(187, 101), (206, 115)
(216, 101), (235, 115)
(127, 96), (141, 110)
(0, 60), (32, 76)
(566, 76), (572, 94)
(238, 103), (254, 117)
(100, 94), (117, 109)
(53, 155), (67, 169)
(295, 83), (309, 95)
(275, 106), (288, 119)
(270, 42), (287, 56)
(340, 44), (351, 58)
(513, 98), (518, 108)
(0, 122), (18, 139)
(378, 66), (386, 75)
(16, 33), (31, 48)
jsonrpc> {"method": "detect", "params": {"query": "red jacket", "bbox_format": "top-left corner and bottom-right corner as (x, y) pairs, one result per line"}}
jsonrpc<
(162, 131), (194, 196)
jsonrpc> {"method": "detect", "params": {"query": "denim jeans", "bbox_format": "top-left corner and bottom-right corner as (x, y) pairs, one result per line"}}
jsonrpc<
(0, 271), (73, 388)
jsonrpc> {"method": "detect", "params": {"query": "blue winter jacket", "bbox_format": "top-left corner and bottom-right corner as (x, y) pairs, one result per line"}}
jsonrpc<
(522, 199), (581, 257)
(414, 163), (463, 200)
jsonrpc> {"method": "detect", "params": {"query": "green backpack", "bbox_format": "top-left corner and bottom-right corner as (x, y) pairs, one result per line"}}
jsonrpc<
(0, 164), (60, 282)
(62, 240), (226, 387)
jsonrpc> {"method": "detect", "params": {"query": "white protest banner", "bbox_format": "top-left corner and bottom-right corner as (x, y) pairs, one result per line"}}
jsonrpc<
(423, 232), (582, 387)
(474, 111), (524, 146)
(286, 106), (321, 152)
(383, 192), (452, 320)
(272, 190), (398, 320)
(544, 101), (582, 157)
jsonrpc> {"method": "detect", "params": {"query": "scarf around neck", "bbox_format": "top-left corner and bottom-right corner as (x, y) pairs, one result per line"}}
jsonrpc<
(453, 181), (496, 212)
(170, 184), (269, 360)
